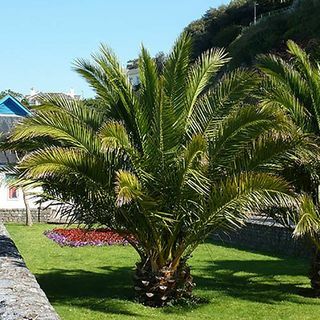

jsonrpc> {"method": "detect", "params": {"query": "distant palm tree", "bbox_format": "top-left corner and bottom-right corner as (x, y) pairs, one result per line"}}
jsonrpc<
(258, 40), (320, 295)
(9, 34), (302, 306)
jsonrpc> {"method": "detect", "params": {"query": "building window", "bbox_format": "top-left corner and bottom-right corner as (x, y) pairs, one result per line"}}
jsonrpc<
(8, 186), (18, 199)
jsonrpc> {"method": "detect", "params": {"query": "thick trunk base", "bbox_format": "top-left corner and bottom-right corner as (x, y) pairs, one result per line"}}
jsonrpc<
(134, 258), (195, 307)
(310, 250), (320, 296)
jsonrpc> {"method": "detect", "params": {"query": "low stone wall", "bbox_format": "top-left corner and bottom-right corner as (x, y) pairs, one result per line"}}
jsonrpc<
(212, 217), (312, 258)
(0, 209), (59, 223)
(0, 223), (60, 319)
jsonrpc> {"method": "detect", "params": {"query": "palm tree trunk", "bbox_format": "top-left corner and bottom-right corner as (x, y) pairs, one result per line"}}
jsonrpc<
(14, 151), (33, 227)
(134, 257), (194, 307)
(22, 189), (32, 227)
(310, 248), (320, 295)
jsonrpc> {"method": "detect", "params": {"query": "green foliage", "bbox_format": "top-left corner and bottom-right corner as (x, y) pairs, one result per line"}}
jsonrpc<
(186, 0), (319, 68)
(5, 33), (308, 304)
(257, 40), (320, 153)
(294, 195), (320, 245)
(229, 0), (320, 67)
(258, 41), (320, 292)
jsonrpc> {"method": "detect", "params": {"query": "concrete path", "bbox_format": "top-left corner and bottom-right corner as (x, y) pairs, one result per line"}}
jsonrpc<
(0, 223), (60, 320)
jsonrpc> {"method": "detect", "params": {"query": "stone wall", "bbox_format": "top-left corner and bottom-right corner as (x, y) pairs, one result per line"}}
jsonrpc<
(212, 217), (312, 258)
(0, 209), (58, 223)
(0, 223), (60, 320)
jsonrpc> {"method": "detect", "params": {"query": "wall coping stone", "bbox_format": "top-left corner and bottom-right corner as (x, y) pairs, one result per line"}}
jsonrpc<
(0, 223), (60, 320)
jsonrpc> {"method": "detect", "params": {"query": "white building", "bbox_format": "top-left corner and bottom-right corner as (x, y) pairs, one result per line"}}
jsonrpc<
(25, 88), (81, 106)
(0, 95), (48, 210)
(127, 59), (140, 86)
(0, 172), (42, 210)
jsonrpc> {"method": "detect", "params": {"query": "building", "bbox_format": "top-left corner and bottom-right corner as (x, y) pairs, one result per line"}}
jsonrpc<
(25, 88), (81, 106)
(0, 95), (40, 209)
(126, 59), (140, 86)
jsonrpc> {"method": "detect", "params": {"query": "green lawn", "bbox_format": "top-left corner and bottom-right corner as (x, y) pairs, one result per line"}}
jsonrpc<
(6, 224), (320, 320)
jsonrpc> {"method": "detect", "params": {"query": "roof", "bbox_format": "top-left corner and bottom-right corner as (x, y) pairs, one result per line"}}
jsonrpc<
(0, 151), (17, 165)
(0, 95), (30, 117)
(0, 95), (30, 165)
(26, 92), (81, 103)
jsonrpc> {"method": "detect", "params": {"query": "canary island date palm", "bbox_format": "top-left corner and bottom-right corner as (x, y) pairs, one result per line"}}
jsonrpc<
(8, 34), (304, 306)
(294, 195), (320, 295)
(258, 40), (320, 295)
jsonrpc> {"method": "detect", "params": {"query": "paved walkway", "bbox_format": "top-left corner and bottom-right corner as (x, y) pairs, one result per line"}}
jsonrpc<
(0, 223), (60, 320)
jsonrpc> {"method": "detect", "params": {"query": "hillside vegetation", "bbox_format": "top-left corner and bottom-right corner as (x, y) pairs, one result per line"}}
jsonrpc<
(186, 0), (320, 67)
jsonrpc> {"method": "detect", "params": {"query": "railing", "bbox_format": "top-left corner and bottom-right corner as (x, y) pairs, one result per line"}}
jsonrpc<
(257, 0), (301, 23)
(233, 0), (301, 42)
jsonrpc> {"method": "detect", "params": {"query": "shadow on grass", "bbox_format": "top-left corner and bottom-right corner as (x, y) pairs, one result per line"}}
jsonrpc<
(162, 256), (319, 315)
(36, 266), (139, 316)
(194, 260), (307, 303)
(35, 254), (319, 316)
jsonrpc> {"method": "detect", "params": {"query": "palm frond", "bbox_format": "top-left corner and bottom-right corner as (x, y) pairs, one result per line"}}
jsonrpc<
(9, 112), (101, 154)
(35, 94), (106, 130)
(184, 48), (229, 123)
(187, 68), (259, 136)
(115, 170), (143, 207)
(100, 121), (134, 153)
(75, 46), (143, 150)
(20, 146), (117, 188)
(209, 105), (289, 175)
(294, 195), (320, 244)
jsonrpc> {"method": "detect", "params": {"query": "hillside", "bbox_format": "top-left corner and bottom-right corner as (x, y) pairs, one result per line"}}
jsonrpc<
(186, 0), (320, 67)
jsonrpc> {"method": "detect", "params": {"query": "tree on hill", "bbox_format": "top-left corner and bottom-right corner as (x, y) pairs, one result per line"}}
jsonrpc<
(186, 0), (318, 68)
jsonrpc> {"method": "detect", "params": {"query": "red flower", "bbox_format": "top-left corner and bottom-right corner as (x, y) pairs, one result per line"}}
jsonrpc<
(44, 228), (135, 247)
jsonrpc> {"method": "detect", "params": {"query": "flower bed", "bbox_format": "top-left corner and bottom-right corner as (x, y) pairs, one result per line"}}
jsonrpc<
(44, 228), (132, 247)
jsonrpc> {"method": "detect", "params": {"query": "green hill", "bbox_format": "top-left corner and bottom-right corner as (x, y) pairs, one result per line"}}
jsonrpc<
(186, 0), (320, 67)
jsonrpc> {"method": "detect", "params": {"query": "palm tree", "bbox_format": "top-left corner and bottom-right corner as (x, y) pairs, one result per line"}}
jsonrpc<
(4, 165), (33, 227)
(294, 195), (320, 295)
(8, 34), (302, 306)
(257, 40), (320, 294)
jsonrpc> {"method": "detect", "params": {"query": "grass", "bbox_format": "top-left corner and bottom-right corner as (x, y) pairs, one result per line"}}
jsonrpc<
(6, 224), (320, 320)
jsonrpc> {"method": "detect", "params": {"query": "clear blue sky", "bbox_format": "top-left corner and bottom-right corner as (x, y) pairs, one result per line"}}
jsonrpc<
(0, 0), (229, 97)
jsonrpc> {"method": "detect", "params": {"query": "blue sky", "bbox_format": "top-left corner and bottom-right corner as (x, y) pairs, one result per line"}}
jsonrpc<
(0, 0), (229, 97)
